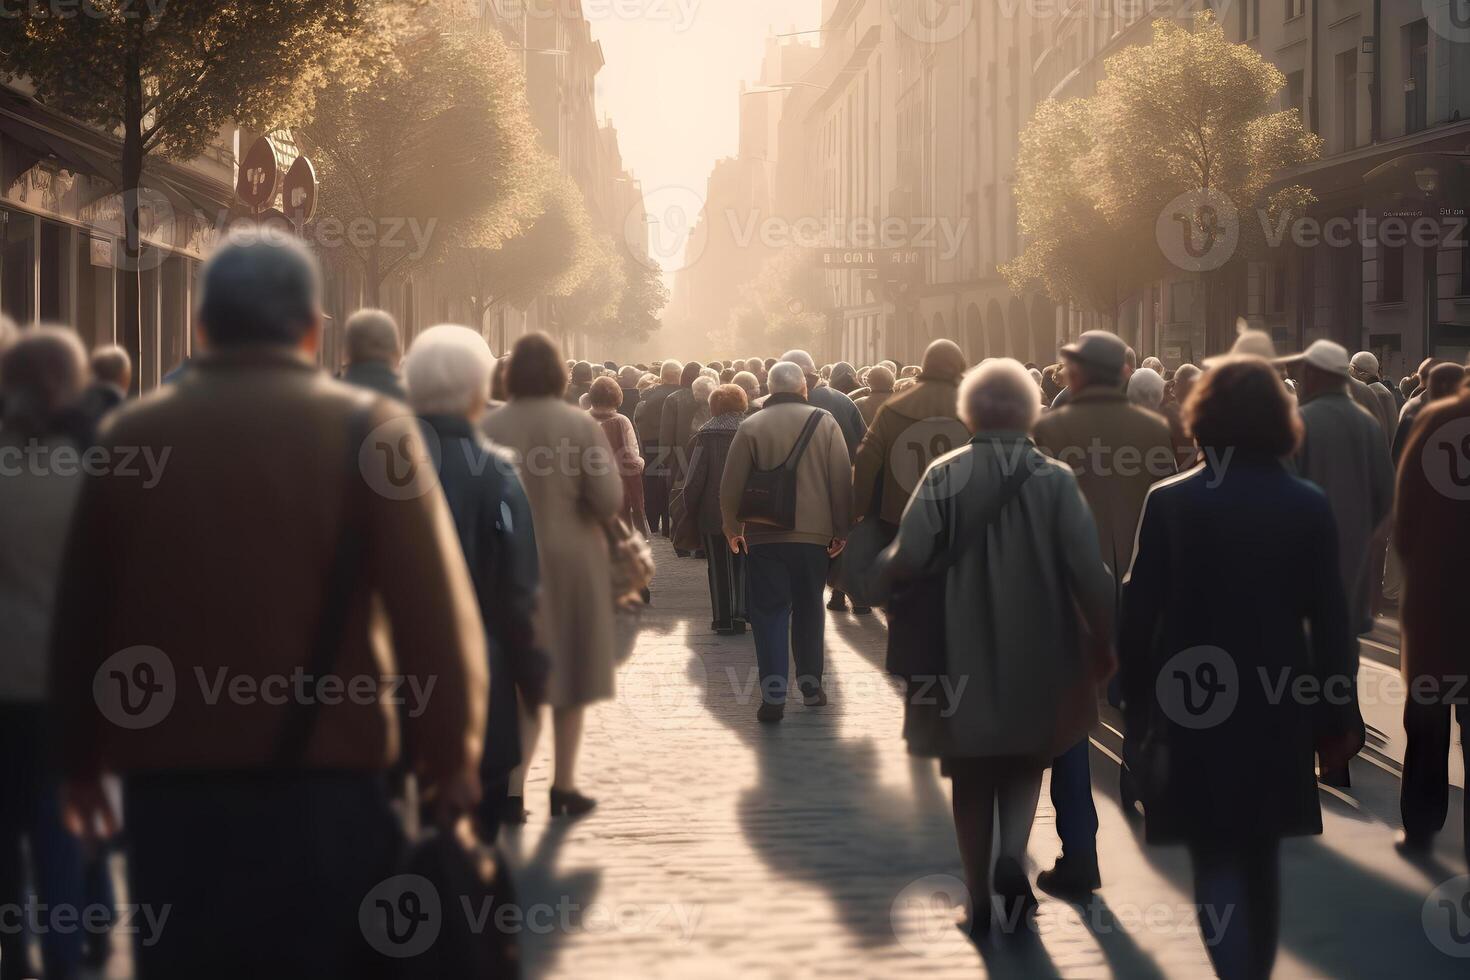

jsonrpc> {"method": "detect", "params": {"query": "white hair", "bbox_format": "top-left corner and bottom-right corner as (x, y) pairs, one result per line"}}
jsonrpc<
(768, 361), (807, 394)
(779, 349), (816, 374)
(660, 360), (684, 384)
(958, 358), (1040, 432)
(404, 324), (495, 416)
(692, 375), (716, 404)
(732, 370), (760, 397)
(1127, 368), (1166, 410)
(1141, 356), (1165, 374)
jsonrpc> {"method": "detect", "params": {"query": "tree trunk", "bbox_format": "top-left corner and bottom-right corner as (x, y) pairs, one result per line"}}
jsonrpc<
(121, 47), (144, 395)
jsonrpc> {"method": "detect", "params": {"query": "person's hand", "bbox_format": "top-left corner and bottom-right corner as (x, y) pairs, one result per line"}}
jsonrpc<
(727, 534), (747, 554)
(827, 538), (846, 558)
(1316, 729), (1364, 774)
(428, 765), (482, 829)
(62, 777), (117, 843)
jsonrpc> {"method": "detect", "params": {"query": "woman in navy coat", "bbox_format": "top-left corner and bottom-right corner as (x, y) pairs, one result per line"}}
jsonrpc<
(1120, 356), (1364, 980)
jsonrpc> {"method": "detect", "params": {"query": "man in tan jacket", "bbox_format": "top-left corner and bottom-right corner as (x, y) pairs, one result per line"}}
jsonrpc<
(1031, 329), (1175, 901)
(51, 229), (488, 977)
(719, 362), (853, 722)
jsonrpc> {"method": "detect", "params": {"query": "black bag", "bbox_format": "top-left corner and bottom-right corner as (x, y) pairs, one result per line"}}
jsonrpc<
(884, 460), (1035, 682)
(834, 469), (892, 605)
(667, 485), (702, 552)
(736, 409), (824, 530)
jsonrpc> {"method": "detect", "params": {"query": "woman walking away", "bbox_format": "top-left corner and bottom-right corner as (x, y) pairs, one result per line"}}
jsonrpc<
(483, 333), (625, 819)
(0, 329), (90, 980)
(681, 384), (750, 634)
(872, 359), (1115, 941)
(1120, 357), (1364, 980)
(590, 377), (648, 536)
(407, 325), (547, 837)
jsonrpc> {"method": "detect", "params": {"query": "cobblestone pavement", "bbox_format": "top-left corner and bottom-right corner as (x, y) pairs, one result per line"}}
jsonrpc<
(505, 538), (1469, 979)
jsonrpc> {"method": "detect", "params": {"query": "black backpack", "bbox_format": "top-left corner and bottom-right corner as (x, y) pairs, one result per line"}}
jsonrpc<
(737, 409), (824, 530)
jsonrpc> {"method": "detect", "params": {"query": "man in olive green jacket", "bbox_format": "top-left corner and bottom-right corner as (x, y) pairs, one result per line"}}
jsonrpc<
(1029, 330), (1175, 901)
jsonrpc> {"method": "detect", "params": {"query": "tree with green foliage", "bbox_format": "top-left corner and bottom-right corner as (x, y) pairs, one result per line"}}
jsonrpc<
(302, 8), (539, 304)
(1004, 11), (1320, 339)
(0, 0), (386, 370)
(724, 247), (828, 353)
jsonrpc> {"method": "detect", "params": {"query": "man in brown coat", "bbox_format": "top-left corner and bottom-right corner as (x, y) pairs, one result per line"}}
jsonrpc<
(1031, 329), (1176, 900)
(50, 230), (488, 977)
(1393, 385), (1470, 865)
(720, 362), (853, 723)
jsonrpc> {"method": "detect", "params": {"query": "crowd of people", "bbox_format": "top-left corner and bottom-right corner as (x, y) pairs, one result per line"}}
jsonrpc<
(0, 227), (1466, 978)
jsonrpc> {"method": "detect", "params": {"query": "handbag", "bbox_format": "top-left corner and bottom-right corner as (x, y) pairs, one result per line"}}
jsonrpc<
(667, 486), (702, 552)
(884, 459), (1035, 682)
(736, 408), (824, 529)
(834, 470), (891, 605)
(604, 516), (655, 603)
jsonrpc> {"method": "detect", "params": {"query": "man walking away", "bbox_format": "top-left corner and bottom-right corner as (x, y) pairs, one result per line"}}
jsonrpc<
(1032, 330), (1175, 899)
(720, 362), (852, 723)
(50, 229), (487, 978)
(340, 307), (408, 403)
(1282, 340), (1393, 787)
(78, 345), (132, 426)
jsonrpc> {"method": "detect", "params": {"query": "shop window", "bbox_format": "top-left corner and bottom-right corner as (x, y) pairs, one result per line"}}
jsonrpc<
(73, 234), (114, 351)
(160, 254), (187, 380)
(39, 220), (69, 324)
(1380, 245), (1404, 303)
(2, 209), (36, 325)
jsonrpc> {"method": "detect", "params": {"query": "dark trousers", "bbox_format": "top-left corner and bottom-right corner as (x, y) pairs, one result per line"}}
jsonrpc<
(124, 771), (403, 979)
(1190, 839), (1281, 980)
(641, 442), (669, 530)
(1401, 699), (1470, 863)
(0, 705), (83, 980)
(747, 542), (828, 704)
(704, 533), (747, 630)
(1051, 737), (1099, 864)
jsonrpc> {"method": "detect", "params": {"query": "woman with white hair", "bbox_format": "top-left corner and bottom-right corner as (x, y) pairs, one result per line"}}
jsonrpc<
(690, 374), (717, 435)
(1127, 367), (1166, 412)
(405, 325), (546, 833)
(872, 358), (1114, 940)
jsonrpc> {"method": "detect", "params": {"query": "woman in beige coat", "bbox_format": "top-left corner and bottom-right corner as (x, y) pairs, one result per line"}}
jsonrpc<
(482, 332), (623, 819)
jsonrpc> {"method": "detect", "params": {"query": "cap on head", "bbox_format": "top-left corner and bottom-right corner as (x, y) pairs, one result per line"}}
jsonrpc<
(920, 339), (967, 381)
(1059, 330), (1127, 378)
(1275, 339), (1350, 377)
(1350, 351), (1379, 377)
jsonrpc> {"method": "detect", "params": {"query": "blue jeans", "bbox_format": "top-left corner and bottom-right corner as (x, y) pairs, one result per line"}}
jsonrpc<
(0, 705), (84, 980)
(1051, 737), (1099, 862)
(747, 542), (829, 705)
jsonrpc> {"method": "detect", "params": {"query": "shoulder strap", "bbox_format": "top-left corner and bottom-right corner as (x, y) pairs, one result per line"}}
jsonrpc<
(937, 447), (1036, 573)
(271, 398), (377, 768)
(780, 408), (826, 471)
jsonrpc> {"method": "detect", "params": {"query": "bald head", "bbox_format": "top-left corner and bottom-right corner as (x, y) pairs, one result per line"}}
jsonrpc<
(345, 309), (402, 368)
(768, 361), (807, 395)
(921, 339), (967, 382)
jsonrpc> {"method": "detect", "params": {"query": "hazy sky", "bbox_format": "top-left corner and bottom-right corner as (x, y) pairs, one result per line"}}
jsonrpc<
(588, 0), (822, 270)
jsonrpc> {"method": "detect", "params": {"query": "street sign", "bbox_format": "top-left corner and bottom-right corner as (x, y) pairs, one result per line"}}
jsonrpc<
(282, 156), (318, 225)
(236, 136), (279, 213)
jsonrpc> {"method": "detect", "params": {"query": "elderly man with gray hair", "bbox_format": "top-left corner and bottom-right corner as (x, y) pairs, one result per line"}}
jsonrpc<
(872, 358), (1114, 938)
(720, 361), (853, 723)
(636, 358), (684, 534)
(341, 307), (407, 402)
(48, 228), (487, 977)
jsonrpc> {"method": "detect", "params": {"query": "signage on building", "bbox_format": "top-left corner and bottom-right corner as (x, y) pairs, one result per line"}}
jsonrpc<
(89, 234), (113, 268)
(281, 156), (318, 226)
(236, 136), (280, 212)
(818, 247), (925, 273)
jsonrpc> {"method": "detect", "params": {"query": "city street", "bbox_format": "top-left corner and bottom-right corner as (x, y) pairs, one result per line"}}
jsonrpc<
(505, 538), (1468, 979)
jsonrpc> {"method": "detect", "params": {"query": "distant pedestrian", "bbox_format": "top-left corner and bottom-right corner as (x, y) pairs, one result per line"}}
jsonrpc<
(1349, 351), (1399, 445)
(873, 359), (1114, 939)
(590, 376), (648, 535)
(682, 384), (750, 634)
(565, 360), (594, 406)
(483, 332), (624, 819)
(719, 362), (852, 722)
(1126, 367), (1165, 412)
(78, 344), (132, 425)
(340, 307), (408, 402)
(1120, 355), (1363, 980)
(853, 365), (895, 426)
(617, 365), (643, 423)
(637, 360), (682, 534)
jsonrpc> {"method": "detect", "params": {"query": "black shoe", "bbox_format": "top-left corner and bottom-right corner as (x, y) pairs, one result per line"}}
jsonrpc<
(993, 856), (1039, 932)
(502, 795), (528, 825)
(852, 605), (873, 615)
(757, 702), (785, 723)
(801, 685), (828, 707)
(1036, 854), (1100, 901)
(548, 788), (597, 818)
(1395, 830), (1434, 856)
(675, 549), (691, 558)
(692, 550), (706, 559)
(958, 907), (993, 946)
(1119, 767), (1141, 819)
(826, 595), (849, 612)
(730, 619), (747, 635)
